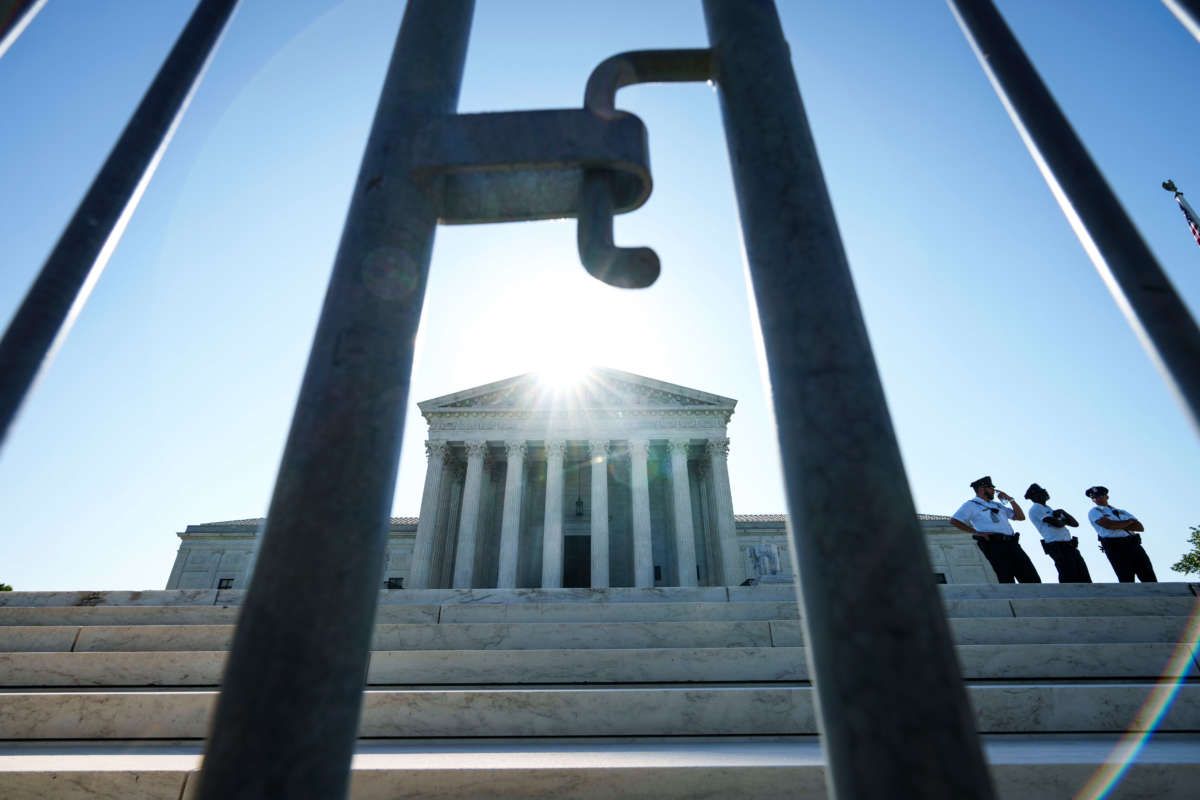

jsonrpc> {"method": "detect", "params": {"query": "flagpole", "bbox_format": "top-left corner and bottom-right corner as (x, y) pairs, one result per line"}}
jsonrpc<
(1163, 179), (1200, 250)
(1176, 193), (1200, 232)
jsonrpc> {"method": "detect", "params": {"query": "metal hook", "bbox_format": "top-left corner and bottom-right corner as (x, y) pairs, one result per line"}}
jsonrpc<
(579, 49), (713, 288)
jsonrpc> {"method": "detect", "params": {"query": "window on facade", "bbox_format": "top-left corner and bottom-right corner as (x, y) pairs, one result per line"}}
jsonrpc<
(218, 578), (234, 589)
(386, 578), (404, 590)
(934, 573), (947, 584)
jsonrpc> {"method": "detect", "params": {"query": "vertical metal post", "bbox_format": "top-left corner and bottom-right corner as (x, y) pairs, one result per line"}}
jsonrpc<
(0, 0), (46, 61)
(701, 2), (994, 798)
(0, 0), (239, 452)
(195, 2), (473, 798)
(949, 0), (1200, 434)
(1163, 0), (1200, 45)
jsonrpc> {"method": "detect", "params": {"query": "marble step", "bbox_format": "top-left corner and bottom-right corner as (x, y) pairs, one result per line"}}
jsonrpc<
(1, 735), (1198, 800)
(1, 583), (1193, 612)
(1, 595), (1195, 627)
(0, 604), (440, 627)
(1, 642), (1196, 688)
(0, 591), (225, 608)
(0, 601), (801, 627)
(2, 683), (1198, 739)
(736, 582), (1198, 602)
(431, 595), (1197, 622)
(1, 592), (1193, 628)
(0, 588), (737, 608)
(4, 614), (1195, 654)
(5, 596), (1195, 627)
(2, 592), (1190, 628)
(1002, 596), (1198, 618)
(788, 616), (1199, 647)
(0, 620), (773, 653)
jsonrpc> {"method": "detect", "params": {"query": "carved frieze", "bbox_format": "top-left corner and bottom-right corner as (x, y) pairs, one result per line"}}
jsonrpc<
(422, 412), (731, 448)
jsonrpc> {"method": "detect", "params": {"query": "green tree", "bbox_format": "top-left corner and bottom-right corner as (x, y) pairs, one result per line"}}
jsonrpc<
(1172, 526), (1200, 575)
(0, 583), (11, 591)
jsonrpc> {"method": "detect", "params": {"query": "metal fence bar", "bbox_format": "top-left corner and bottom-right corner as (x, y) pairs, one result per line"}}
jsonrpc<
(578, 48), (713, 288)
(1164, 0), (1200, 44)
(0, 0), (45, 60)
(0, 0), (239, 452)
(701, 2), (995, 798)
(194, 2), (473, 798)
(949, 0), (1200, 434)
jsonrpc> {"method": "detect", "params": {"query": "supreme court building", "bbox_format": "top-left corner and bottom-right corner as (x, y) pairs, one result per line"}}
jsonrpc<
(166, 369), (995, 590)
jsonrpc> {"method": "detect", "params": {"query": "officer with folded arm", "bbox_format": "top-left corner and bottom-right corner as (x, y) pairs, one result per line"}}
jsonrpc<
(1024, 483), (1091, 583)
(1085, 486), (1157, 583)
(950, 476), (1041, 583)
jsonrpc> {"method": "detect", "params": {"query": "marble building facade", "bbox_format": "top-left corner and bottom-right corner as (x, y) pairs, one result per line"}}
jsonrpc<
(166, 370), (996, 590)
(407, 368), (747, 590)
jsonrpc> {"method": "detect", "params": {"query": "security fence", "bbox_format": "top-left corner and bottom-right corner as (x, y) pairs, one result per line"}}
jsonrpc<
(2, 2), (1198, 799)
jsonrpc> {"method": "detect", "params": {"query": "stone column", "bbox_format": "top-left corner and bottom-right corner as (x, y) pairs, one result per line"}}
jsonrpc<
(541, 440), (566, 587)
(496, 440), (527, 588)
(589, 439), (610, 588)
(707, 438), (744, 585)
(408, 441), (448, 589)
(435, 462), (465, 588)
(452, 440), (486, 589)
(669, 438), (698, 587)
(629, 439), (654, 587)
(695, 460), (714, 585)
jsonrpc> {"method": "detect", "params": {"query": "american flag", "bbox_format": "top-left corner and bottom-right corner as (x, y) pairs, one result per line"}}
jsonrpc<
(1164, 180), (1200, 250)
(1176, 193), (1200, 249)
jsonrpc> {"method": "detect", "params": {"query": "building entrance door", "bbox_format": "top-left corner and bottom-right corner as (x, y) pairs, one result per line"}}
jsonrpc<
(563, 536), (591, 588)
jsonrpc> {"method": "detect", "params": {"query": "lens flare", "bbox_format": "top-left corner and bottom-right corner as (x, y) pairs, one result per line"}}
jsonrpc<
(1073, 591), (1200, 800)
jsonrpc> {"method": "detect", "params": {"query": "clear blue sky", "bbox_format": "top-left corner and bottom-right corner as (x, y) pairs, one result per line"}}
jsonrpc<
(2, 0), (1198, 590)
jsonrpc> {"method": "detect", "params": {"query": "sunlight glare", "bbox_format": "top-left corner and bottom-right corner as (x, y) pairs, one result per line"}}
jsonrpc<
(537, 359), (589, 392)
(449, 251), (668, 395)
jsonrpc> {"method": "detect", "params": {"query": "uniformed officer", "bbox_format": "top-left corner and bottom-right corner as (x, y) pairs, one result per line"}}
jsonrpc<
(950, 476), (1041, 583)
(1024, 483), (1091, 583)
(1085, 486), (1157, 582)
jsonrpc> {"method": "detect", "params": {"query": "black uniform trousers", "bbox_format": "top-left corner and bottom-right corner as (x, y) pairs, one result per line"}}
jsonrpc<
(975, 534), (1041, 583)
(1042, 539), (1092, 583)
(1100, 536), (1157, 583)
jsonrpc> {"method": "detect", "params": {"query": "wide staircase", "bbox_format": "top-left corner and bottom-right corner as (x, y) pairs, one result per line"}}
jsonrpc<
(0, 582), (1197, 798)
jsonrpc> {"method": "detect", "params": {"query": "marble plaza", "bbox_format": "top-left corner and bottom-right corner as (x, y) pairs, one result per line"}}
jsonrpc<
(167, 369), (993, 591)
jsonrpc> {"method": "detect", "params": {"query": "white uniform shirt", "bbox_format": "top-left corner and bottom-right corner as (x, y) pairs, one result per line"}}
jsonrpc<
(952, 497), (1016, 535)
(1088, 505), (1136, 539)
(1028, 503), (1072, 543)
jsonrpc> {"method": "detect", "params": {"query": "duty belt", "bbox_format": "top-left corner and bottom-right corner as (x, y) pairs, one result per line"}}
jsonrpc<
(1041, 536), (1079, 554)
(1100, 533), (1141, 550)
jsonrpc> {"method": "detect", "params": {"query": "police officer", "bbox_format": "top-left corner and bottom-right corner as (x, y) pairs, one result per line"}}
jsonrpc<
(1085, 486), (1157, 582)
(950, 476), (1041, 583)
(1024, 483), (1091, 583)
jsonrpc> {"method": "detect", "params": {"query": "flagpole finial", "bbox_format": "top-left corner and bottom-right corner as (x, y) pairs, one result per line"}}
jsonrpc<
(1163, 179), (1180, 194)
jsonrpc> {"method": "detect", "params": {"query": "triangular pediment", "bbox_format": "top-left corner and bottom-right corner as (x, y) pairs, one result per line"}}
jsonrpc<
(418, 368), (736, 414)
